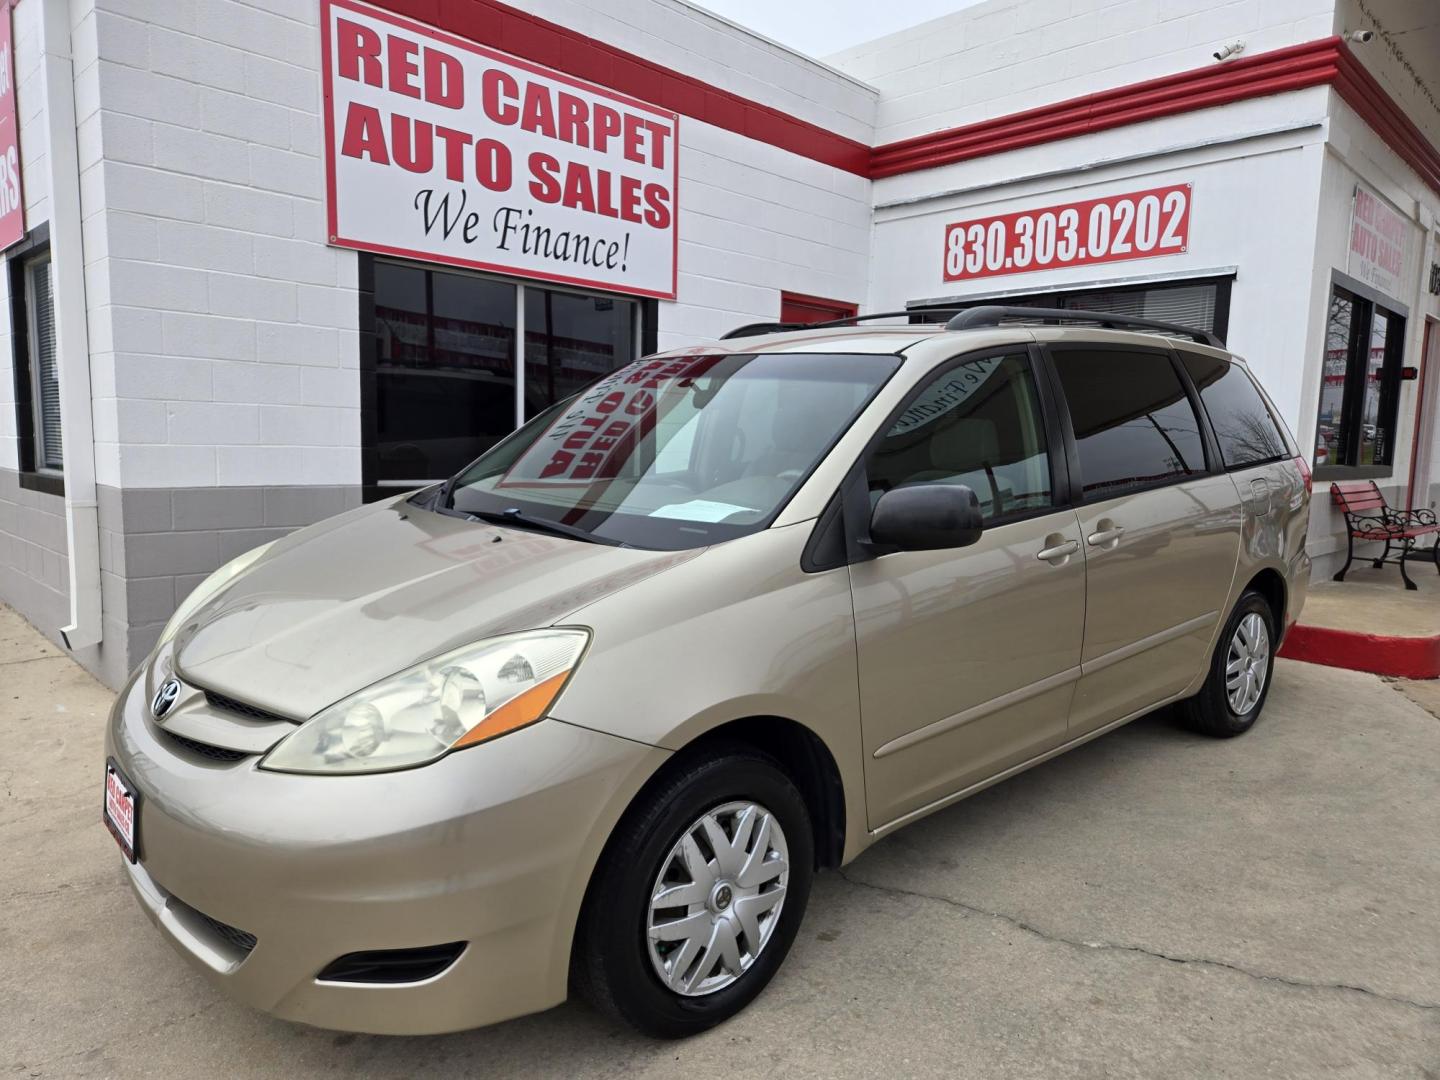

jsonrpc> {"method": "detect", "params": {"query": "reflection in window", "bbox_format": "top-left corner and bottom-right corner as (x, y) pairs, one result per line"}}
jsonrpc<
(1052, 349), (1205, 497)
(371, 261), (642, 484)
(1316, 292), (1353, 466)
(1361, 310), (1387, 466)
(867, 353), (1052, 520)
(524, 289), (635, 419)
(451, 353), (898, 550)
(1180, 352), (1288, 468)
(373, 262), (516, 483)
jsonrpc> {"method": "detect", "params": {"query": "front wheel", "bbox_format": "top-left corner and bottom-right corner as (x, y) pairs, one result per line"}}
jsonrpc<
(572, 749), (814, 1038)
(1179, 590), (1276, 737)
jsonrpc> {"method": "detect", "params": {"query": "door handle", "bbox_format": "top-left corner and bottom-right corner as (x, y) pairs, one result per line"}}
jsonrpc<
(1086, 526), (1125, 546)
(1036, 539), (1079, 563)
(1248, 478), (1271, 511)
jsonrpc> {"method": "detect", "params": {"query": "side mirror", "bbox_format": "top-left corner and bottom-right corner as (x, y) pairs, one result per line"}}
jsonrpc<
(869, 484), (984, 552)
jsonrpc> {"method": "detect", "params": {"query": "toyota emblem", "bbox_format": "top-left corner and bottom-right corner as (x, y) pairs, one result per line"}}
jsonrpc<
(151, 678), (182, 720)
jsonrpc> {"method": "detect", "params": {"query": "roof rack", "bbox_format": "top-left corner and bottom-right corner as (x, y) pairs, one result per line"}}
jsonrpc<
(943, 305), (1222, 347)
(719, 309), (967, 340)
(719, 305), (1221, 347)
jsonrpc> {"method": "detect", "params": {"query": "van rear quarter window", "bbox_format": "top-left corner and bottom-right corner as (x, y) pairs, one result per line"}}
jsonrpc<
(1178, 352), (1288, 469)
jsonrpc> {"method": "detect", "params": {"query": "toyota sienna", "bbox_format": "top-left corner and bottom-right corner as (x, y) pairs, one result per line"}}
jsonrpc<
(104, 307), (1311, 1038)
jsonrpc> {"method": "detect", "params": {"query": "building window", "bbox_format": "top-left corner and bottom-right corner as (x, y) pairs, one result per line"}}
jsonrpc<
(372, 261), (517, 485)
(523, 288), (637, 420)
(1314, 282), (1404, 477)
(8, 228), (63, 495)
(365, 258), (642, 489)
(909, 275), (1232, 343)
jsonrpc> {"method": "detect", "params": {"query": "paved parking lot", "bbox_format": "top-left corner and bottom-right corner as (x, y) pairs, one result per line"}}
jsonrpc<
(2, 602), (1437, 1079)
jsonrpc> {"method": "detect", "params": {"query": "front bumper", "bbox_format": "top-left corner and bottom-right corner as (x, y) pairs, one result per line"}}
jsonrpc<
(105, 671), (668, 1034)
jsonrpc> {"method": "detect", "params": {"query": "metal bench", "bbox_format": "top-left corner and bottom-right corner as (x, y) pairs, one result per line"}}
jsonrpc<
(1331, 480), (1440, 591)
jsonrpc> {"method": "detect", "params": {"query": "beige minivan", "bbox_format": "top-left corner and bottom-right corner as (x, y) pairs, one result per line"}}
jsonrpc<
(104, 308), (1310, 1038)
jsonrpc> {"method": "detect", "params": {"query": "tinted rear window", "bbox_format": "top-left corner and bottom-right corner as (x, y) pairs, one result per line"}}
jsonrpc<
(1179, 353), (1288, 469)
(1051, 347), (1206, 499)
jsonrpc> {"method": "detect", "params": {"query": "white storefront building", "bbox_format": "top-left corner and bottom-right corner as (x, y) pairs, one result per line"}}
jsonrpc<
(0, 0), (1436, 686)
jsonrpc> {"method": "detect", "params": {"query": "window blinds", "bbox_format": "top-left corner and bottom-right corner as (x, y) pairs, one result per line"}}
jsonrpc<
(29, 256), (61, 470)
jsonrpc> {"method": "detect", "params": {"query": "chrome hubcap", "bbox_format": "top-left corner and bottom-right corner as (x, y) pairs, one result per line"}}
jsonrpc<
(1226, 612), (1270, 715)
(646, 800), (789, 997)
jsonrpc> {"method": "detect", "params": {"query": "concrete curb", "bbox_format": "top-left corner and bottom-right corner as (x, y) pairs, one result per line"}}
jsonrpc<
(1278, 623), (1440, 680)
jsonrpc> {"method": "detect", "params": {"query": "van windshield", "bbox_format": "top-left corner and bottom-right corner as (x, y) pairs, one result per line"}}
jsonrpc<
(443, 352), (900, 549)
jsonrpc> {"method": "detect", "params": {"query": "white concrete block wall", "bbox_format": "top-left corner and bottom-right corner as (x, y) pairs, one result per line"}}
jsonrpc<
(826, 0), (1338, 145)
(86, 0), (360, 491)
(660, 122), (873, 350)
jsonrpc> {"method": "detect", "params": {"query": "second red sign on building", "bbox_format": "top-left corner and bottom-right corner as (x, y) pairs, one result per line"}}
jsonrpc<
(942, 183), (1193, 283)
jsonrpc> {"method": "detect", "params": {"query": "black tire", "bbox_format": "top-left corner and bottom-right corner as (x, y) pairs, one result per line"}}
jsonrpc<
(1179, 590), (1277, 738)
(572, 747), (814, 1038)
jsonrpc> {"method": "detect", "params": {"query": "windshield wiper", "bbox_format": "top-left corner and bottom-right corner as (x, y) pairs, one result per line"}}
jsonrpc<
(461, 507), (623, 546)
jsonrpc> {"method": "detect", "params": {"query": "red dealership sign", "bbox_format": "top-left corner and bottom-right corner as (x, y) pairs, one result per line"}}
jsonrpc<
(942, 183), (1191, 283)
(1347, 183), (1409, 299)
(0, 4), (23, 251)
(320, 0), (678, 299)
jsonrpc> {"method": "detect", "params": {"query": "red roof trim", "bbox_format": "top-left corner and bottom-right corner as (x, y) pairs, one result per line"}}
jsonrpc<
(357, 4), (1440, 196)
(870, 38), (1342, 177)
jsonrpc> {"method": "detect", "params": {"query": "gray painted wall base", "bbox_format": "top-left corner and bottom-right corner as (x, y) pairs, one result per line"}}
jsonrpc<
(0, 469), (362, 689)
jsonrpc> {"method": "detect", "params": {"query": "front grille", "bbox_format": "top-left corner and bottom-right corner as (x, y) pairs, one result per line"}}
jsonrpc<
(161, 729), (249, 762)
(316, 942), (467, 984)
(203, 689), (292, 725)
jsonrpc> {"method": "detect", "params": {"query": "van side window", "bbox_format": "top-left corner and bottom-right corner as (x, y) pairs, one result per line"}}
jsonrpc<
(1179, 352), (1289, 469)
(866, 352), (1052, 521)
(1051, 348), (1205, 499)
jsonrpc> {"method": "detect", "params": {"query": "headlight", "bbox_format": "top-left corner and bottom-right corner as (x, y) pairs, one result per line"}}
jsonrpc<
(259, 629), (589, 775)
(156, 541), (276, 649)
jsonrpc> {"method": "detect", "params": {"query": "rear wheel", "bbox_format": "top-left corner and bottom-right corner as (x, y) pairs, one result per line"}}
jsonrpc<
(573, 748), (814, 1038)
(1179, 590), (1276, 737)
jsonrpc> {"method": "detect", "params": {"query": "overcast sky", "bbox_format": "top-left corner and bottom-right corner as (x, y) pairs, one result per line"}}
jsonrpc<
(688, 0), (987, 58)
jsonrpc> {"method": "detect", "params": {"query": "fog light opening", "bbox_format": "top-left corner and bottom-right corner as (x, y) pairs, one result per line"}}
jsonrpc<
(314, 941), (467, 984)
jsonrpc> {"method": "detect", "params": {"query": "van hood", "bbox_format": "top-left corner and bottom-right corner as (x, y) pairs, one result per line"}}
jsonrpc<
(172, 499), (698, 718)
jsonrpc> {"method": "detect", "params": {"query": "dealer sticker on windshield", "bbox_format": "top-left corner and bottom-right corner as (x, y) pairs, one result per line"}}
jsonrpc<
(103, 758), (138, 863)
